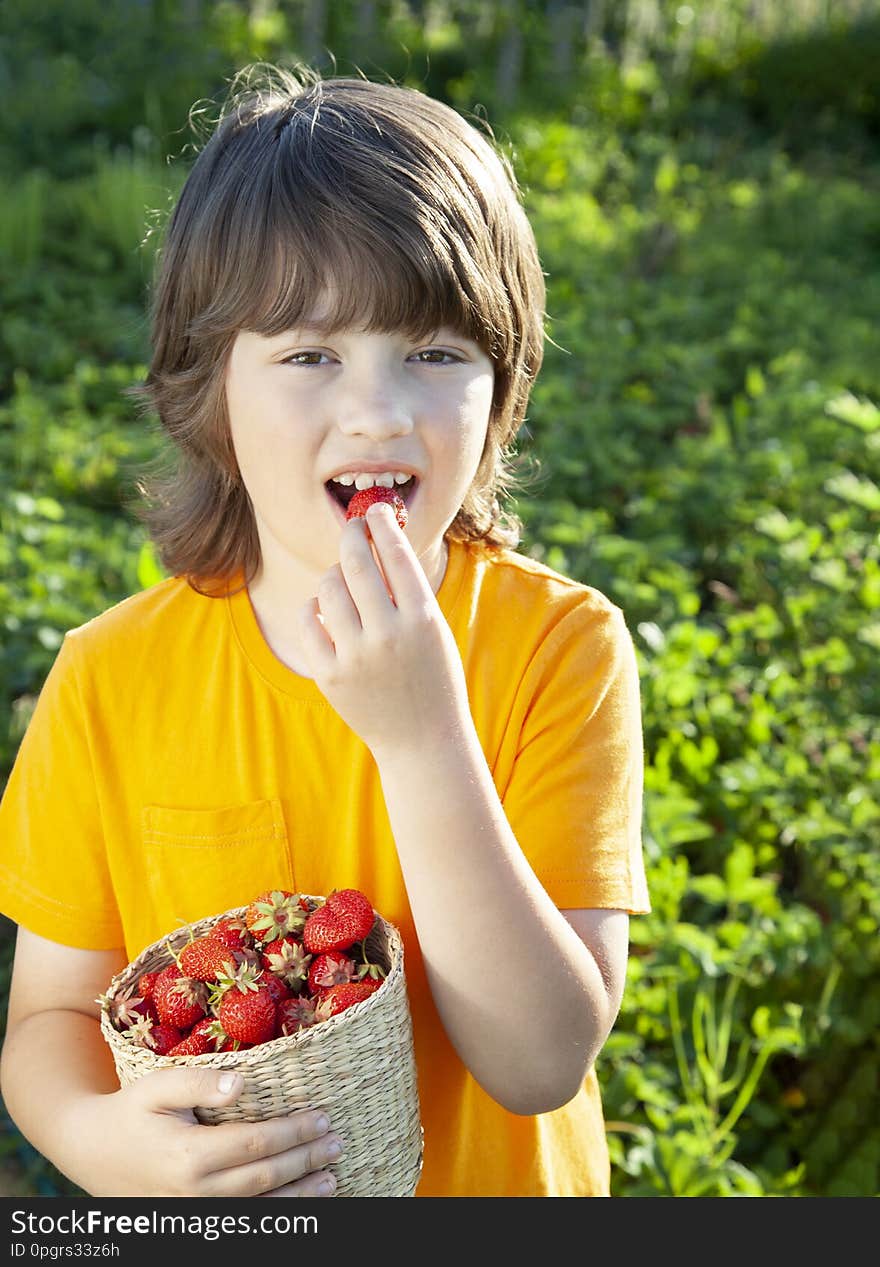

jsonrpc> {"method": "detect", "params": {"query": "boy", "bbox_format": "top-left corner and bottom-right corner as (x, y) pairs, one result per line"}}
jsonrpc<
(0, 64), (649, 1196)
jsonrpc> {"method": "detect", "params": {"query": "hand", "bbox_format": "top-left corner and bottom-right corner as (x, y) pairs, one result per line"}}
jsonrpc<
(296, 503), (472, 758)
(68, 1067), (343, 1197)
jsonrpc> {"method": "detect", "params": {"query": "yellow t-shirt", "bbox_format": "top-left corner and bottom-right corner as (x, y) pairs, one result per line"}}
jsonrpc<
(0, 538), (650, 1196)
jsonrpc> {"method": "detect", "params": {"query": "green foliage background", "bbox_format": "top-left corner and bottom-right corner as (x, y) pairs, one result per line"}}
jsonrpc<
(1, 0), (878, 1197)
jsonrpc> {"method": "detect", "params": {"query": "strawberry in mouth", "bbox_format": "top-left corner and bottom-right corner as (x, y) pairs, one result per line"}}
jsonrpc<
(325, 472), (416, 527)
(346, 485), (408, 528)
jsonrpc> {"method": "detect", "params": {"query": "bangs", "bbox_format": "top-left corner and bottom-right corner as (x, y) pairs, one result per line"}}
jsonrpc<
(186, 99), (507, 358)
(251, 227), (487, 350)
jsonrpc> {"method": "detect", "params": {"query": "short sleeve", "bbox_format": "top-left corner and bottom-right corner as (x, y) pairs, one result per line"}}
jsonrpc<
(0, 632), (124, 948)
(501, 601), (650, 914)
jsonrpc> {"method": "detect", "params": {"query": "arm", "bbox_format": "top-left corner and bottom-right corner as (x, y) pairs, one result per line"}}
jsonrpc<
(297, 504), (634, 1114)
(376, 730), (629, 1114)
(0, 926), (342, 1196)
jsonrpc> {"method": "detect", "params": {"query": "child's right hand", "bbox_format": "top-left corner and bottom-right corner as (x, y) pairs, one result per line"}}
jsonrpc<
(74, 1066), (343, 1197)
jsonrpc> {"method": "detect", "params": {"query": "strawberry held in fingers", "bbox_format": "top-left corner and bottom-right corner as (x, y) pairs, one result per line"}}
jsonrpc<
(346, 484), (408, 529)
(303, 889), (375, 954)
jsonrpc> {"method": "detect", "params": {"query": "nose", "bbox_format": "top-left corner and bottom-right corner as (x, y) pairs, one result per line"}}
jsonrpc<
(334, 369), (414, 440)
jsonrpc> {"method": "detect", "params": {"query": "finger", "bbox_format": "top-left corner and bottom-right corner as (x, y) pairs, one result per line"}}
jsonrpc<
(316, 562), (364, 646)
(202, 1131), (345, 1197)
(296, 596), (337, 675)
(200, 1106), (334, 1174)
(137, 1066), (244, 1115)
(339, 516), (396, 613)
(260, 1171), (338, 1197)
(364, 501), (433, 607)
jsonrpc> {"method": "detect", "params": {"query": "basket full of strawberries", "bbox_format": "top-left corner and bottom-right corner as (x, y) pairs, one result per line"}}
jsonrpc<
(98, 887), (423, 1197)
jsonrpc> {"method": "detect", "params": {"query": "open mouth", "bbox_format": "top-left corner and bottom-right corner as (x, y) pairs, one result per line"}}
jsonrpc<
(325, 476), (418, 517)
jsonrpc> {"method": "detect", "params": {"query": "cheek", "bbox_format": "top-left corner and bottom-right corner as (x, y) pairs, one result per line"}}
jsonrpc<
(456, 389), (494, 472)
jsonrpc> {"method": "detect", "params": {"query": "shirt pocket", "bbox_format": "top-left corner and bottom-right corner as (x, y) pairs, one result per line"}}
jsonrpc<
(137, 798), (295, 950)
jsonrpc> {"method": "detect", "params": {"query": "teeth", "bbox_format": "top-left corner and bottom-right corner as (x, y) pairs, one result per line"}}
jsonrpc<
(331, 471), (414, 489)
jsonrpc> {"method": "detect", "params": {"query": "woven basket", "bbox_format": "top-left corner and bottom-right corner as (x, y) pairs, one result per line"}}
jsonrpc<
(99, 898), (423, 1197)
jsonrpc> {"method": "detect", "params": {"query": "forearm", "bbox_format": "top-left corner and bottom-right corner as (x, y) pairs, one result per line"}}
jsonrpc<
(0, 1009), (119, 1186)
(374, 721), (613, 1115)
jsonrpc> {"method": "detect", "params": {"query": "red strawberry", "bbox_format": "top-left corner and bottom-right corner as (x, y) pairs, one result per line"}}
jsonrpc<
(303, 889), (375, 954)
(276, 995), (319, 1037)
(308, 951), (356, 995)
(137, 971), (161, 1002)
(212, 916), (255, 953)
(167, 1027), (213, 1056)
(245, 890), (308, 944)
(178, 935), (237, 982)
(260, 936), (311, 990)
(127, 1015), (182, 1054)
(218, 983), (277, 1045)
(346, 485), (408, 529)
(102, 986), (157, 1032)
(153, 968), (209, 1029)
(315, 979), (382, 1019)
(256, 969), (293, 1006)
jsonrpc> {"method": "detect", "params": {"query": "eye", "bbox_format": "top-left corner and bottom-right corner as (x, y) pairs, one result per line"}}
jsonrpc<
(411, 349), (462, 365)
(281, 351), (329, 367)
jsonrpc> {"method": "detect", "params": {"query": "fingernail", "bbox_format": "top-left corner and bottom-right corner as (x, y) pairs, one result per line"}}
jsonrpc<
(319, 1175), (336, 1196)
(325, 1139), (343, 1160)
(217, 1072), (238, 1094)
(315, 1114), (329, 1133)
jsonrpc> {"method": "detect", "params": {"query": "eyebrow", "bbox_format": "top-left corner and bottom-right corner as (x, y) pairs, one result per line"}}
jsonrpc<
(276, 323), (475, 344)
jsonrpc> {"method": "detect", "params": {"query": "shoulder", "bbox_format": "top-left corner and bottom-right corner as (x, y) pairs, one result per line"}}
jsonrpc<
(464, 542), (628, 644)
(449, 542), (636, 708)
(61, 573), (220, 677)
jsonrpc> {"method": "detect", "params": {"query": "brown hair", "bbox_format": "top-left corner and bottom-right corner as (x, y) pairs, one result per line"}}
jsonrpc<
(126, 63), (547, 596)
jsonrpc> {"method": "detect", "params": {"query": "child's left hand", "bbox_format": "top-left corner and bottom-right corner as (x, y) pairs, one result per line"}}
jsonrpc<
(296, 503), (472, 759)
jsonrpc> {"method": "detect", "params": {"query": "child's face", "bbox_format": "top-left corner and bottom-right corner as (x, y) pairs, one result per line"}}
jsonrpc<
(225, 310), (495, 577)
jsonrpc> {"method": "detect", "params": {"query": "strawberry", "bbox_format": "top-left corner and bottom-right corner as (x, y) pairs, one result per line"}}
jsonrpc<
(167, 1027), (213, 1056)
(136, 971), (161, 1002)
(126, 1015), (182, 1054)
(260, 936), (311, 990)
(245, 890), (308, 944)
(218, 983), (277, 1045)
(346, 485), (408, 529)
(256, 969), (293, 1006)
(97, 985), (157, 1032)
(315, 979), (382, 1019)
(212, 916), (255, 953)
(308, 950), (356, 995)
(303, 889), (375, 954)
(153, 967), (209, 1029)
(276, 995), (319, 1037)
(178, 934), (238, 982)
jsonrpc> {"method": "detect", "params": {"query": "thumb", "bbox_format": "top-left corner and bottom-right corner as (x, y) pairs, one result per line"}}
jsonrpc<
(137, 1065), (244, 1113)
